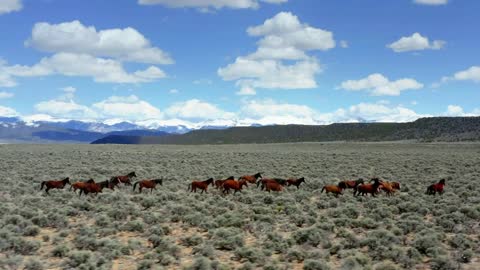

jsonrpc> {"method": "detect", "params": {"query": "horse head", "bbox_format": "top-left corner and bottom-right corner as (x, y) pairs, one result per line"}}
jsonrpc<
(255, 172), (263, 179)
(439, 179), (446, 185)
(356, 178), (364, 185)
(226, 176), (235, 180)
(298, 177), (305, 183)
(87, 179), (95, 183)
(129, 172), (137, 178)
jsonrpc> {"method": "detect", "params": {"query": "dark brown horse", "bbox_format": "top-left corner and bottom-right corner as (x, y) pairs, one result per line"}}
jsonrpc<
(238, 172), (262, 184)
(222, 179), (248, 194)
(188, 178), (214, 194)
(108, 177), (121, 190)
(40, 177), (70, 195)
(354, 178), (382, 197)
(79, 179), (103, 196)
(215, 176), (234, 189)
(113, 172), (136, 186)
(264, 181), (283, 192)
(70, 181), (88, 193)
(286, 177), (306, 189)
(133, 178), (163, 193)
(257, 178), (287, 190)
(321, 184), (344, 197)
(426, 179), (445, 195)
(338, 178), (364, 189)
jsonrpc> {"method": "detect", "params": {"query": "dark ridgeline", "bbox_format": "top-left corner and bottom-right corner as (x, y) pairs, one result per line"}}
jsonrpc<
(91, 117), (480, 145)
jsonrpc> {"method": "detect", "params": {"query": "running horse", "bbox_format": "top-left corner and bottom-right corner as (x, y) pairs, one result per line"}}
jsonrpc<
(40, 177), (70, 195)
(238, 173), (262, 184)
(215, 176), (234, 189)
(426, 179), (446, 195)
(187, 178), (214, 194)
(338, 178), (364, 190)
(286, 177), (306, 189)
(79, 179), (103, 196)
(222, 179), (248, 195)
(354, 178), (382, 197)
(112, 172), (137, 186)
(257, 178), (287, 190)
(133, 178), (163, 193)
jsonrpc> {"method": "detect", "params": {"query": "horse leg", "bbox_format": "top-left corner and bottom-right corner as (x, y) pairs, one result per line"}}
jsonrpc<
(45, 188), (50, 195)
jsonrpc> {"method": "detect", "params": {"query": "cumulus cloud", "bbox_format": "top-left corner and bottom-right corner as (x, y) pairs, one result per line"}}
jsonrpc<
(236, 86), (256, 96)
(166, 99), (234, 120)
(92, 95), (163, 120)
(219, 12), (333, 94)
(0, 105), (18, 117)
(0, 91), (14, 99)
(442, 66), (480, 83)
(413, 0), (448, 5)
(340, 73), (424, 96)
(2, 53), (166, 84)
(27, 20), (173, 65)
(387, 33), (445, 52)
(138, 0), (287, 11)
(0, 0), (22, 15)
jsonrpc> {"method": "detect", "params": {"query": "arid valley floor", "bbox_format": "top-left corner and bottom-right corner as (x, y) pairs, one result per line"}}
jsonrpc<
(1, 143), (480, 270)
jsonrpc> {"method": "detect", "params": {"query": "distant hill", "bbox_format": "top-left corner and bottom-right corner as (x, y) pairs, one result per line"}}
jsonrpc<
(91, 117), (480, 144)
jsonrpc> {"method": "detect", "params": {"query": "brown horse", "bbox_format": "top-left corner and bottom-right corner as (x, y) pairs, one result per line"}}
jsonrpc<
(338, 178), (364, 190)
(79, 179), (103, 196)
(264, 181), (283, 192)
(379, 181), (395, 196)
(426, 179), (445, 195)
(40, 177), (70, 195)
(188, 178), (214, 194)
(238, 172), (262, 184)
(286, 177), (306, 189)
(321, 184), (344, 197)
(257, 178), (287, 190)
(215, 176), (234, 189)
(108, 177), (121, 190)
(354, 178), (382, 197)
(222, 179), (248, 194)
(70, 181), (88, 193)
(133, 178), (163, 193)
(113, 171), (136, 186)
(390, 182), (401, 190)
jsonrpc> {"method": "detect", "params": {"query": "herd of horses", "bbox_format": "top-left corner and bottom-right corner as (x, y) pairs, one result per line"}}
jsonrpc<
(39, 171), (447, 198)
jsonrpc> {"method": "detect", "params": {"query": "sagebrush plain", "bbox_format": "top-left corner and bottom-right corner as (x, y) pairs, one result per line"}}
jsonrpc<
(1, 143), (480, 270)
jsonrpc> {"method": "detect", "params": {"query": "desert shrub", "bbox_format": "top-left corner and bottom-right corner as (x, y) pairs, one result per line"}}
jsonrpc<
(46, 212), (68, 228)
(94, 215), (111, 227)
(210, 228), (243, 250)
(192, 244), (215, 259)
(340, 253), (372, 270)
(328, 244), (342, 255)
(430, 256), (458, 270)
(292, 227), (327, 247)
(360, 229), (400, 260)
(123, 219), (145, 232)
(24, 258), (43, 270)
(303, 259), (330, 270)
(23, 225), (40, 236)
(0, 255), (23, 269)
(42, 235), (49, 242)
(52, 244), (69, 257)
(413, 234), (442, 255)
(214, 212), (245, 228)
(456, 249), (473, 263)
(286, 247), (306, 262)
(137, 259), (157, 270)
(12, 237), (40, 255)
(263, 232), (292, 254)
(185, 256), (212, 270)
(448, 234), (474, 249)
(373, 261), (399, 270)
(396, 248), (422, 268)
(65, 250), (99, 269)
(182, 213), (205, 226)
(234, 247), (263, 263)
(156, 253), (177, 266)
(337, 230), (359, 249)
(180, 234), (204, 247)
(353, 217), (378, 229)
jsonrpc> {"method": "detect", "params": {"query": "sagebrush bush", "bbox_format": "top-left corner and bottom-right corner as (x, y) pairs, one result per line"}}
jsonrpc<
(303, 259), (330, 270)
(210, 228), (244, 250)
(23, 258), (43, 270)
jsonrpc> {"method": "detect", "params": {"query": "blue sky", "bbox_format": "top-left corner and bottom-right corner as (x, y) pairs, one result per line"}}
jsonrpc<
(0, 0), (479, 127)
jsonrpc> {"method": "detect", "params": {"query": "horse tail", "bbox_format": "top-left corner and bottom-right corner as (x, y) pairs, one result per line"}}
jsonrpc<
(321, 186), (325, 193)
(187, 184), (191, 191)
(256, 181), (261, 188)
(40, 181), (45, 190)
(133, 182), (139, 192)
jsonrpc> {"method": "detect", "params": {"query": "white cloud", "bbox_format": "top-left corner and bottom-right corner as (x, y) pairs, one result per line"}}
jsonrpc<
(387, 33), (445, 52)
(236, 86), (256, 96)
(414, 0), (448, 5)
(35, 99), (98, 120)
(219, 12), (334, 94)
(219, 57), (321, 89)
(0, 0), (22, 15)
(138, 0), (287, 10)
(169, 89), (179, 94)
(27, 20), (173, 65)
(444, 66), (480, 83)
(340, 73), (424, 96)
(340, 40), (349, 48)
(166, 99), (234, 120)
(92, 95), (163, 120)
(241, 99), (317, 119)
(3, 53), (166, 84)
(0, 91), (14, 99)
(0, 105), (18, 117)
(324, 103), (428, 123)
(445, 105), (464, 116)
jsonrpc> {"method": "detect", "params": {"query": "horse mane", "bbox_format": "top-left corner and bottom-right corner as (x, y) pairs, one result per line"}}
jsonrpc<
(298, 177), (305, 181)
(62, 177), (70, 182)
(254, 172), (262, 178)
(439, 179), (446, 185)
(87, 179), (95, 183)
(226, 176), (235, 180)
(128, 172), (136, 177)
(154, 179), (163, 184)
